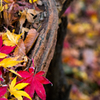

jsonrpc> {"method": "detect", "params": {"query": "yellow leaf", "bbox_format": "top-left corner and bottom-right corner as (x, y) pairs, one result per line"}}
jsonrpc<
(91, 15), (98, 24)
(4, 4), (8, 9)
(9, 77), (17, 90)
(29, 0), (37, 3)
(9, 98), (16, 100)
(0, 1), (8, 12)
(0, 53), (8, 58)
(16, 91), (32, 100)
(14, 83), (29, 90)
(0, 57), (24, 68)
(6, 30), (22, 44)
(80, 72), (88, 81)
(3, 40), (16, 46)
(2, 30), (23, 46)
(68, 13), (77, 20)
(2, 33), (8, 40)
(0, 0), (4, 12)
(9, 69), (21, 77)
(9, 77), (32, 100)
(14, 93), (23, 100)
(4, 0), (14, 3)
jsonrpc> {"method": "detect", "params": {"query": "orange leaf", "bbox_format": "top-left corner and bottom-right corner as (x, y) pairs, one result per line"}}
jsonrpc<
(24, 29), (39, 53)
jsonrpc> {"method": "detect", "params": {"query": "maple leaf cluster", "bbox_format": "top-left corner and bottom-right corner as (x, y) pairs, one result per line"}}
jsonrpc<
(0, 0), (51, 100)
(0, 34), (52, 100)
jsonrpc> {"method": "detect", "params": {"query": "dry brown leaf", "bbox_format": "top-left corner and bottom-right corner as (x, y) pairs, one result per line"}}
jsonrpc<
(13, 39), (26, 59)
(19, 10), (26, 28)
(26, 9), (41, 23)
(24, 28), (39, 53)
(21, 27), (29, 39)
(27, 9), (41, 16)
(26, 13), (34, 23)
(19, 9), (41, 25)
(22, 27), (29, 33)
(3, 9), (12, 26)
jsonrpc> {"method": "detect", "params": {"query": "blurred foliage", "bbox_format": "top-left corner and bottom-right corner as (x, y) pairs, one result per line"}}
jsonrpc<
(62, 0), (100, 100)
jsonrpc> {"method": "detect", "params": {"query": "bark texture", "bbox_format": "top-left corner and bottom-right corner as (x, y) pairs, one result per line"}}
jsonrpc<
(46, 17), (71, 100)
(27, 0), (73, 99)
(28, 0), (58, 75)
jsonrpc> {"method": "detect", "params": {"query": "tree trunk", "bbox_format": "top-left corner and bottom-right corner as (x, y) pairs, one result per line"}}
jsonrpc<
(27, 0), (73, 99)
(46, 17), (71, 100)
(0, 0), (72, 99)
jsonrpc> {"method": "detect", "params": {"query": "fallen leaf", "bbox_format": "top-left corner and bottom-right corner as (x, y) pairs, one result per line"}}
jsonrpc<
(0, 36), (15, 54)
(9, 77), (32, 100)
(9, 69), (21, 77)
(18, 61), (52, 100)
(0, 86), (7, 100)
(4, 0), (14, 3)
(2, 30), (23, 46)
(0, 0), (4, 12)
(0, 53), (8, 59)
(19, 10), (26, 28)
(24, 29), (39, 53)
(13, 39), (26, 59)
(0, 57), (24, 68)
(29, 0), (37, 3)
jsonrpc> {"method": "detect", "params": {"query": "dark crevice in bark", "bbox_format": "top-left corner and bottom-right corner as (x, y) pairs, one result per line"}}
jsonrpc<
(46, 17), (71, 100)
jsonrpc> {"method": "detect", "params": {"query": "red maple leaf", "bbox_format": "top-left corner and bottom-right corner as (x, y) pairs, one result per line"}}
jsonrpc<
(18, 61), (52, 100)
(0, 36), (15, 61)
(0, 86), (8, 100)
(0, 36), (15, 55)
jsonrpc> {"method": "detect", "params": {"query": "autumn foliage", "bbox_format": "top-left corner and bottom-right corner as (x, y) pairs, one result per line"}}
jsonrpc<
(0, 0), (52, 100)
(62, 0), (100, 100)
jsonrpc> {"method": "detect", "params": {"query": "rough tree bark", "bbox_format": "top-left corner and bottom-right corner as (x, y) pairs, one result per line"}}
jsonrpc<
(0, 0), (72, 99)
(45, 0), (73, 100)
(46, 17), (71, 100)
(27, 0), (73, 99)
